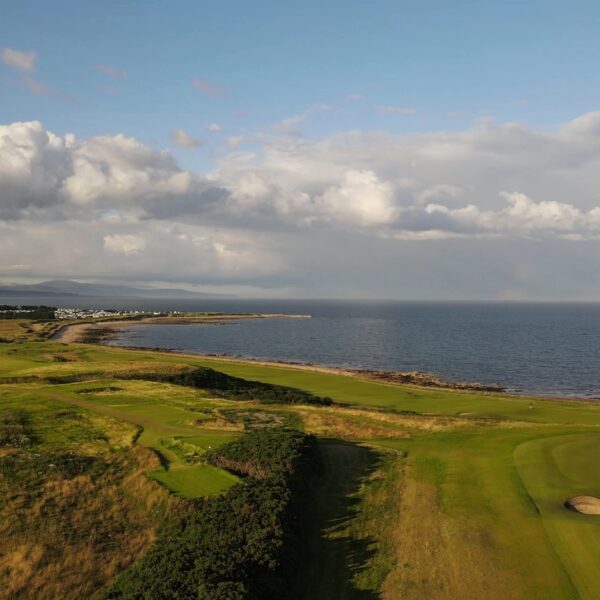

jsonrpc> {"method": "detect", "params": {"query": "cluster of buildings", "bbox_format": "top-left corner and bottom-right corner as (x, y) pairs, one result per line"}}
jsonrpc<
(54, 308), (161, 320)
(0, 307), (41, 315)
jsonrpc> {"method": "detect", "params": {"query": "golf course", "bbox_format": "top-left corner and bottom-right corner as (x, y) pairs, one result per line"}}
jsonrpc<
(0, 319), (599, 599)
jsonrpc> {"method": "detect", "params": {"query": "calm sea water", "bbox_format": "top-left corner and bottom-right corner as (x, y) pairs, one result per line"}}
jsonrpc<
(5, 296), (600, 397)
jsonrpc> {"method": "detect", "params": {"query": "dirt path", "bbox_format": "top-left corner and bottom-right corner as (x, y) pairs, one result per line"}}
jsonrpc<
(291, 440), (381, 600)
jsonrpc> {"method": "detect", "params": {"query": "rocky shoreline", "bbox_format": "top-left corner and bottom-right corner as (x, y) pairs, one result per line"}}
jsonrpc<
(352, 369), (505, 392)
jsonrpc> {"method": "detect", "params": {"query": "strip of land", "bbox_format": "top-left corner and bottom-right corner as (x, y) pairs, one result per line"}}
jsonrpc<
(50, 312), (310, 344)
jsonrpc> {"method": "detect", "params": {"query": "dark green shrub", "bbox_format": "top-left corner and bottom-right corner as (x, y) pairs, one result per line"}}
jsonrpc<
(104, 429), (321, 599)
(122, 366), (333, 406)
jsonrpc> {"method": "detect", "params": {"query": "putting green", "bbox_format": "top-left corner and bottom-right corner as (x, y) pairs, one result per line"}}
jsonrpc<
(149, 463), (238, 499)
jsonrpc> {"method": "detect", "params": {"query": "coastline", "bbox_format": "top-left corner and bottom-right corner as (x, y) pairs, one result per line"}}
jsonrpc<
(48, 314), (600, 402)
(50, 312), (310, 343)
(51, 319), (504, 390)
(50, 317), (600, 401)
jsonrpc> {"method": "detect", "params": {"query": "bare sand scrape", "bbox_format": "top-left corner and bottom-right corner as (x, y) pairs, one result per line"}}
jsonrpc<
(565, 496), (600, 515)
(51, 323), (91, 343)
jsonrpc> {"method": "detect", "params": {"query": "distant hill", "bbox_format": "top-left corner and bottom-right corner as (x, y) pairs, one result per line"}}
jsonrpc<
(0, 279), (231, 299)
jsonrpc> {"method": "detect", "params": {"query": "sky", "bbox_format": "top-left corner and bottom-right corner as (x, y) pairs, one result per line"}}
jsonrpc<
(2, 0), (600, 299)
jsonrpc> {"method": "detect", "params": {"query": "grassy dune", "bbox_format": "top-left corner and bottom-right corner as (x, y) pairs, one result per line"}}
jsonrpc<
(0, 333), (599, 598)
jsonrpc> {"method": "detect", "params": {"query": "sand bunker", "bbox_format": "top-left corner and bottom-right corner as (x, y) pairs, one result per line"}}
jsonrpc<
(565, 496), (600, 515)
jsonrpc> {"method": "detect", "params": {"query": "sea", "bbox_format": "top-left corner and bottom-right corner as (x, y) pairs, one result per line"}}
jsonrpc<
(4, 296), (600, 398)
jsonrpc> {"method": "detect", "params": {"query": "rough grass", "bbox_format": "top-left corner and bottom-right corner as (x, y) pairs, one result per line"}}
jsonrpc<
(0, 394), (174, 600)
(182, 356), (600, 425)
(0, 319), (63, 343)
(0, 320), (31, 343)
(6, 341), (600, 425)
(290, 404), (522, 440)
(289, 440), (382, 599)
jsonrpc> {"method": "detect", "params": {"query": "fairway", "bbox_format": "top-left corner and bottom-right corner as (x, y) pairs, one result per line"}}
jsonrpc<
(370, 428), (585, 599)
(135, 351), (600, 425)
(515, 433), (600, 599)
(4, 341), (600, 424)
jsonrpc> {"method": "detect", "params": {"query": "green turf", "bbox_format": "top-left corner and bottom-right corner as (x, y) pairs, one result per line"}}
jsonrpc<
(371, 429), (586, 598)
(514, 433), (600, 600)
(178, 356), (600, 425)
(149, 463), (238, 499)
(5, 341), (600, 425)
(4, 376), (242, 499)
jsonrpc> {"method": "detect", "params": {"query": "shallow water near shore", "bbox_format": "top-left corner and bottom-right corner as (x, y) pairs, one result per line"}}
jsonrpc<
(5, 296), (600, 397)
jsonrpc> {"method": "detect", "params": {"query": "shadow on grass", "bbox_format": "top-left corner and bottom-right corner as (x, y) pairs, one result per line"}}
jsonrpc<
(290, 439), (381, 600)
(149, 446), (171, 469)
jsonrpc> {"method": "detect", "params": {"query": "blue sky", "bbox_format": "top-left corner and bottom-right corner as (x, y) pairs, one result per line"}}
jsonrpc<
(3, 1), (600, 299)
(2, 1), (600, 165)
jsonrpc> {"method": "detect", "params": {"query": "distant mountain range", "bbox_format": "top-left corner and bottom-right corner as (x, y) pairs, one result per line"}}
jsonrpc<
(0, 279), (231, 299)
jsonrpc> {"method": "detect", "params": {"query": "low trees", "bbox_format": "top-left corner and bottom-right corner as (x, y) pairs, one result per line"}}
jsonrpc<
(125, 366), (333, 405)
(105, 429), (322, 599)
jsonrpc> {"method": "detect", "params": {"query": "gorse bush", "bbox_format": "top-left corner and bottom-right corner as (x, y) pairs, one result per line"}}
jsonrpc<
(206, 427), (321, 481)
(105, 428), (321, 599)
(0, 409), (32, 447)
(123, 366), (333, 406)
(0, 451), (102, 483)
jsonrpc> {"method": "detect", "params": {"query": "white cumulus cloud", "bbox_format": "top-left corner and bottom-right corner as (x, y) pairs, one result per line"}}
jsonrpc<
(317, 170), (397, 226)
(4, 113), (600, 296)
